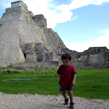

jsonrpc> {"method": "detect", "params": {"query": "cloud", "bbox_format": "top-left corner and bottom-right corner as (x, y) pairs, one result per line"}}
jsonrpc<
(22, 0), (109, 28)
(102, 29), (109, 34)
(70, 15), (78, 21)
(63, 29), (109, 52)
(0, 0), (109, 28)
(69, 0), (109, 10)
(24, 0), (73, 28)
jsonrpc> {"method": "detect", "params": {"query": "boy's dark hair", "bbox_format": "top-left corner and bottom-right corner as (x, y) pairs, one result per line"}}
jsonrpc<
(61, 53), (72, 61)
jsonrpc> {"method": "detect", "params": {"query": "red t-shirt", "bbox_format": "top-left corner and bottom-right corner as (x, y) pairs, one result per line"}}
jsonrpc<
(57, 65), (77, 88)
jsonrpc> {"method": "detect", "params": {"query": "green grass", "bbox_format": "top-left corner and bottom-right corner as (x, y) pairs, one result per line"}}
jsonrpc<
(74, 69), (109, 99)
(0, 68), (109, 99)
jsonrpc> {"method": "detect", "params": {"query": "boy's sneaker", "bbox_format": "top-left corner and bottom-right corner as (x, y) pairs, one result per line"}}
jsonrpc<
(70, 102), (74, 108)
(64, 98), (68, 105)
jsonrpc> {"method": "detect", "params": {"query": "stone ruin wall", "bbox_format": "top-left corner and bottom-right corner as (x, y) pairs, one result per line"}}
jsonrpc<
(59, 47), (109, 69)
(24, 43), (53, 62)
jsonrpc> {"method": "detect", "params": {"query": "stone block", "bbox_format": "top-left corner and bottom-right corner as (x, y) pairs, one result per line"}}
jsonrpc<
(34, 43), (49, 52)
(81, 55), (87, 62)
(24, 43), (35, 54)
(6, 8), (11, 13)
(11, 1), (28, 13)
(34, 43), (44, 52)
(33, 14), (47, 28)
(83, 47), (109, 55)
(36, 52), (43, 61)
(26, 53), (37, 62)
(88, 54), (104, 65)
(42, 52), (53, 61)
(104, 52), (109, 61)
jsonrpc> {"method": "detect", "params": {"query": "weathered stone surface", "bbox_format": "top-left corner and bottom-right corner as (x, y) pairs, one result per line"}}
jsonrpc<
(33, 14), (47, 28)
(24, 43), (35, 54)
(24, 43), (53, 62)
(34, 43), (49, 52)
(8, 61), (58, 69)
(26, 53), (37, 62)
(44, 28), (66, 61)
(58, 47), (109, 69)
(104, 52), (109, 61)
(83, 47), (109, 54)
(36, 52), (53, 61)
(0, 69), (23, 74)
(8, 63), (39, 69)
(88, 54), (105, 65)
(36, 53), (43, 61)
(42, 52), (53, 61)
(103, 52), (109, 65)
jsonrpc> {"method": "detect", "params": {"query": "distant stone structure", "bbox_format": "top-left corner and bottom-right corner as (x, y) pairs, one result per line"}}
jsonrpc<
(58, 47), (109, 69)
(0, 1), (109, 69)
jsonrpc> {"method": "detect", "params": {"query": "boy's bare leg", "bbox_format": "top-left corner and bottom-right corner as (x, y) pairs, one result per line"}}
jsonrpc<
(62, 90), (67, 99)
(68, 90), (73, 103)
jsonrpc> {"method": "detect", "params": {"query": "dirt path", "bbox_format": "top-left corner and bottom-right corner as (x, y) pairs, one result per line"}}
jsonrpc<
(0, 93), (109, 109)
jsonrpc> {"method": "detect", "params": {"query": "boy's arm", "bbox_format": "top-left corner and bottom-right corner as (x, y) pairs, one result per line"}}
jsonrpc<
(55, 66), (61, 77)
(71, 74), (76, 86)
(55, 71), (60, 77)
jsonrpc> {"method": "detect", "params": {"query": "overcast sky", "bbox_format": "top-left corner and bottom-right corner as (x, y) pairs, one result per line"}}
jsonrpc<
(0, 0), (109, 52)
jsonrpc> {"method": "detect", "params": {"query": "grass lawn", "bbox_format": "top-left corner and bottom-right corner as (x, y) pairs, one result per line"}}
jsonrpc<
(0, 68), (109, 99)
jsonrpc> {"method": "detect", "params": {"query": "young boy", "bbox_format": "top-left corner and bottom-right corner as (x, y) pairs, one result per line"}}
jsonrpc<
(55, 53), (77, 108)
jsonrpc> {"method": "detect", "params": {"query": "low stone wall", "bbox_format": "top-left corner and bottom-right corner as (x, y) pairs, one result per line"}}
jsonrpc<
(5, 62), (109, 70)
(36, 61), (58, 68)
(74, 65), (109, 69)
(8, 61), (58, 69)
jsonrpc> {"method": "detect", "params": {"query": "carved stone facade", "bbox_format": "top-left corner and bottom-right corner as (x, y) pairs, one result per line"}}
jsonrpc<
(24, 43), (53, 62)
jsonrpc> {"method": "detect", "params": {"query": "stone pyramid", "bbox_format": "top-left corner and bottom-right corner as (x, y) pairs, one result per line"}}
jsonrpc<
(0, 1), (66, 67)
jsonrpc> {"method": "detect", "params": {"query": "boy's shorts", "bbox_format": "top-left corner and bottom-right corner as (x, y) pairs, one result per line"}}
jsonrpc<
(59, 86), (74, 91)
